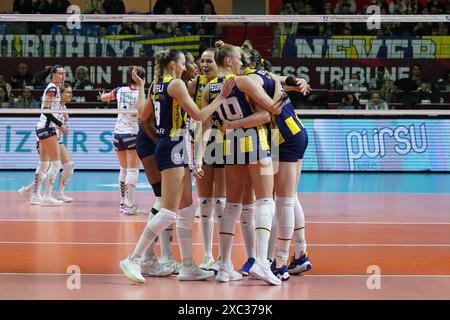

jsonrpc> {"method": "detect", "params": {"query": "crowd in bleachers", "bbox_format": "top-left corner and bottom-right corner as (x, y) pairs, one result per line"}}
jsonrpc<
(0, 0), (449, 110)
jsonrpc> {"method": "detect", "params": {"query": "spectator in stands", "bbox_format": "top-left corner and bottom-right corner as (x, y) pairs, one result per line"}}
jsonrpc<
(103, 0), (125, 14)
(98, 26), (108, 36)
(153, 0), (176, 14)
(276, 3), (298, 37)
(426, 0), (446, 14)
(32, 0), (51, 13)
(14, 87), (40, 109)
(407, 0), (424, 14)
(155, 7), (178, 35)
(380, 80), (395, 103)
(436, 70), (450, 92)
(7, 15), (29, 34)
(389, 0), (409, 14)
(334, 0), (356, 14)
(200, 1), (217, 35)
(418, 78), (441, 103)
(51, 0), (72, 13)
(0, 86), (11, 108)
(10, 62), (34, 89)
(73, 66), (93, 90)
(343, 73), (366, 92)
(297, 4), (319, 35)
(366, 92), (389, 110)
(432, 22), (449, 36)
(337, 93), (360, 109)
(395, 64), (422, 92)
(118, 22), (137, 35)
(369, 66), (389, 91)
(0, 74), (12, 97)
(84, 0), (105, 13)
(13, 0), (33, 13)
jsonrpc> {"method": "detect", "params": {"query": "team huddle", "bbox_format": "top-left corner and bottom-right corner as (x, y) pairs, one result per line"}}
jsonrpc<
(19, 39), (313, 286)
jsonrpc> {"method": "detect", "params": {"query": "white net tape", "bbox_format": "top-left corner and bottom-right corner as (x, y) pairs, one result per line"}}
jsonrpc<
(0, 14), (449, 23)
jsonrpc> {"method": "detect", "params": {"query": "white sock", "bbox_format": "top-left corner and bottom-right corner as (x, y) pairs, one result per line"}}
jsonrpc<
(119, 167), (127, 205)
(255, 197), (275, 264)
(157, 196), (174, 261)
(213, 197), (226, 258)
(142, 212), (157, 262)
(132, 208), (177, 259)
(33, 161), (49, 196)
(294, 196), (307, 258)
(57, 161), (74, 193)
(275, 197), (295, 268)
(176, 204), (196, 266)
(267, 209), (277, 262)
(240, 204), (256, 259)
(43, 161), (61, 197)
(125, 168), (139, 207)
(218, 202), (242, 266)
(199, 197), (214, 259)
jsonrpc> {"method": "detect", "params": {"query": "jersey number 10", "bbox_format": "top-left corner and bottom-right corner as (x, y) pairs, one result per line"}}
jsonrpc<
(217, 97), (244, 121)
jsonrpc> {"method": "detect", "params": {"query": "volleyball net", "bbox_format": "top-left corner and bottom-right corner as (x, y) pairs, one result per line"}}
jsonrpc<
(0, 12), (449, 171)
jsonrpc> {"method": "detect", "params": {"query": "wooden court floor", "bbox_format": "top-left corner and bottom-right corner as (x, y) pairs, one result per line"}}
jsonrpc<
(1, 191), (449, 300)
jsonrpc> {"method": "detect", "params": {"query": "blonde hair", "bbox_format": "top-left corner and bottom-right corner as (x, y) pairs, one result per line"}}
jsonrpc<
(153, 49), (183, 93)
(214, 40), (237, 67)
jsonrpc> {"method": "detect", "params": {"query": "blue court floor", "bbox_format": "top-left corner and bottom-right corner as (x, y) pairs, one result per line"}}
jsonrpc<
(1, 170), (450, 194)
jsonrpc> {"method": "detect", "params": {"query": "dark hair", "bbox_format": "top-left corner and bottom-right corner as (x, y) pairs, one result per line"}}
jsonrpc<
(50, 64), (64, 75)
(128, 66), (146, 85)
(240, 40), (272, 72)
(0, 85), (9, 102)
(376, 66), (385, 72)
(61, 82), (72, 91)
(153, 49), (183, 83)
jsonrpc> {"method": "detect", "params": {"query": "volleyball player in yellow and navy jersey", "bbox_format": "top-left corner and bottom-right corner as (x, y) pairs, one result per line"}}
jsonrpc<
(119, 49), (234, 284)
(187, 48), (226, 273)
(223, 41), (313, 281)
(200, 40), (284, 286)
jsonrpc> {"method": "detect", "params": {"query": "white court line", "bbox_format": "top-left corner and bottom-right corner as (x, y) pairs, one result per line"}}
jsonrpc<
(1, 241), (449, 247)
(0, 273), (449, 278)
(0, 219), (450, 225)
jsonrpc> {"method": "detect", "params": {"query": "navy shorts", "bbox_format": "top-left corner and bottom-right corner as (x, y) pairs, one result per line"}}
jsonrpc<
(113, 133), (137, 151)
(155, 137), (187, 172)
(274, 128), (308, 162)
(36, 127), (56, 140)
(136, 128), (156, 160)
(223, 129), (271, 165)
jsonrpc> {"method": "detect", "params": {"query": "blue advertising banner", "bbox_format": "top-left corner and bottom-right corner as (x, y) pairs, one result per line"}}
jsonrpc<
(1, 117), (449, 171)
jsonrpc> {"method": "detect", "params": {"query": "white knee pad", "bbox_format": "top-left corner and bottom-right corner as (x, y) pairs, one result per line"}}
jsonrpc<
(125, 168), (139, 185)
(255, 197), (275, 232)
(146, 208), (177, 237)
(240, 203), (255, 224)
(219, 202), (242, 234)
(276, 197), (295, 239)
(213, 197), (226, 220)
(294, 196), (305, 229)
(176, 204), (196, 230)
(61, 161), (74, 178)
(199, 197), (214, 223)
(36, 161), (50, 174)
(47, 160), (62, 180)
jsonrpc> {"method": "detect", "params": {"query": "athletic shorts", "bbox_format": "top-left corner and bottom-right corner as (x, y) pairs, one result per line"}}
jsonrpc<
(273, 128), (308, 162)
(136, 128), (156, 160)
(36, 127), (57, 140)
(113, 133), (137, 151)
(155, 137), (187, 172)
(223, 129), (271, 165)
